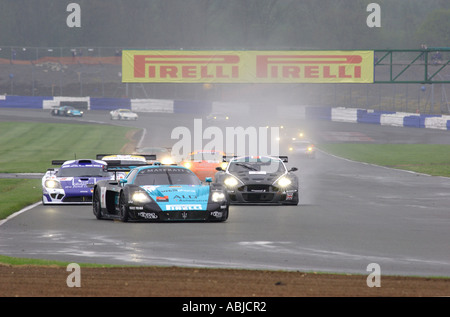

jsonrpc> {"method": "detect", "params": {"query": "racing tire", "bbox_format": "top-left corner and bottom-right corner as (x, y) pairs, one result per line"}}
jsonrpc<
(119, 192), (129, 222)
(92, 189), (103, 220)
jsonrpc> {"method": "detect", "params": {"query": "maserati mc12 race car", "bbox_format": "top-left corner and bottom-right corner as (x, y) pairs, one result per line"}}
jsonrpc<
(92, 163), (229, 222)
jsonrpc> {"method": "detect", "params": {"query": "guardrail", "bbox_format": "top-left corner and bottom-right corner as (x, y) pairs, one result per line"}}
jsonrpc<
(1, 95), (450, 130)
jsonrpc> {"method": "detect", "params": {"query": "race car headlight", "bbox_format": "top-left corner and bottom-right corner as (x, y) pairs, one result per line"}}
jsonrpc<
(132, 192), (151, 204)
(45, 179), (62, 189)
(211, 191), (226, 202)
(277, 177), (292, 188)
(224, 177), (239, 187)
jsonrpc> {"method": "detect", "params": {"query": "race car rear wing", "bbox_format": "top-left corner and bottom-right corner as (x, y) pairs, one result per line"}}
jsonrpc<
(222, 155), (288, 163)
(96, 154), (157, 161)
(51, 160), (67, 166)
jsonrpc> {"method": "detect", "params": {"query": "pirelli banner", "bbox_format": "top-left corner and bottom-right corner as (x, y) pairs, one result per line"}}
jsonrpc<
(122, 50), (374, 84)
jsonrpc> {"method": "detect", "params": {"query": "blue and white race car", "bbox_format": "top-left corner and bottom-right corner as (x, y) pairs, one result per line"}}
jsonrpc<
(92, 164), (229, 222)
(51, 105), (84, 117)
(42, 159), (112, 204)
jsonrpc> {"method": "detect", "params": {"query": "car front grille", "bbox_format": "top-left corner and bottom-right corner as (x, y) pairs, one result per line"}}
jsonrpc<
(63, 196), (92, 203)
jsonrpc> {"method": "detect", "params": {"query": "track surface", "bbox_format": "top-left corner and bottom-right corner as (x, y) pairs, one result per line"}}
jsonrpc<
(1, 108), (450, 278)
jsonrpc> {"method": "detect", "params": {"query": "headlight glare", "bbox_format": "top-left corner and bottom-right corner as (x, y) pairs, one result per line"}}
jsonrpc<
(277, 177), (292, 187)
(132, 192), (151, 204)
(224, 177), (239, 187)
(161, 157), (174, 165)
(45, 179), (62, 189)
(211, 191), (226, 202)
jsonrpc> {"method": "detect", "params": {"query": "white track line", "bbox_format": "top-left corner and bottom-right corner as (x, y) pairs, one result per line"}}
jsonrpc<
(0, 201), (41, 227)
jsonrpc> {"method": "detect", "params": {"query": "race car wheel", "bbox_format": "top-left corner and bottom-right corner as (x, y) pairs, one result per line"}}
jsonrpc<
(92, 189), (103, 220)
(119, 193), (129, 222)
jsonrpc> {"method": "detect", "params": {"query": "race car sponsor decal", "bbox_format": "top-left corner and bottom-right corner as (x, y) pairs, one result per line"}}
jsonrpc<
(156, 196), (169, 202)
(137, 212), (158, 219)
(165, 204), (202, 211)
(122, 50), (374, 83)
(173, 195), (197, 202)
(211, 211), (223, 218)
(249, 171), (266, 175)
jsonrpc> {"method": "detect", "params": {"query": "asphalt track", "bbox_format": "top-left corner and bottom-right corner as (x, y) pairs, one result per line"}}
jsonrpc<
(1, 108), (450, 277)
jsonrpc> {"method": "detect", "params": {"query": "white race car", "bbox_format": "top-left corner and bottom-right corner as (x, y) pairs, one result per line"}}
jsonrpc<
(110, 109), (138, 120)
(42, 159), (112, 204)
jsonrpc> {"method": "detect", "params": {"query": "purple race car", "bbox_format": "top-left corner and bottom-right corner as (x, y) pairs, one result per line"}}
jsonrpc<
(42, 159), (113, 204)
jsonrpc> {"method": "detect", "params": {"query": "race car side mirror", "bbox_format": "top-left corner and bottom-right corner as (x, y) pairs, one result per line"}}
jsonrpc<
(215, 167), (223, 171)
(119, 178), (128, 184)
(288, 167), (298, 172)
(205, 177), (212, 183)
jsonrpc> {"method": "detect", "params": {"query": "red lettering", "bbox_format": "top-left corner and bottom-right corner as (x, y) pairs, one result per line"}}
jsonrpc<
(160, 66), (177, 78)
(201, 66), (213, 78)
(323, 66), (336, 78)
(134, 55), (148, 78)
(354, 66), (361, 78)
(305, 66), (319, 78)
(338, 66), (352, 78)
(182, 66), (196, 78)
(283, 66), (300, 78)
(216, 66), (229, 78)
(232, 66), (239, 78)
(271, 66), (278, 78)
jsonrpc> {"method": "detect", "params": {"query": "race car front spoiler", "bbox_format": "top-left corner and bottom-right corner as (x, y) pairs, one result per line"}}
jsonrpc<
(128, 202), (228, 222)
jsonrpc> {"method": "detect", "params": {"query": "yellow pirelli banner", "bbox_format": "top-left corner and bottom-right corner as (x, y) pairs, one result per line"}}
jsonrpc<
(122, 50), (374, 83)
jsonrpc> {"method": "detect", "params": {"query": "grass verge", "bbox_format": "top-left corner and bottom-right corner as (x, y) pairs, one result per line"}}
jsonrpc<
(319, 143), (450, 177)
(0, 121), (139, 219)
(0, 121), (138, 173)
(0, 255), (119, 267)
(0, 179), (42, 220)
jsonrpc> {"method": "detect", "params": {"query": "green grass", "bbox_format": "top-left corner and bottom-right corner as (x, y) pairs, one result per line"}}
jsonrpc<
(0, 121), (138, 173)
(319, 143), (450, 177)
(0, 255), (121, 267)
(0, 121), (139, 219)
(0, 179), (42, 219)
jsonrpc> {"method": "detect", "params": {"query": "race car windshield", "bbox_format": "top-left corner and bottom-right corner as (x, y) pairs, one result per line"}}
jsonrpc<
(56, 167), (110, 177)
(228, 159), (285, 173)
(134, 168), (201, 186)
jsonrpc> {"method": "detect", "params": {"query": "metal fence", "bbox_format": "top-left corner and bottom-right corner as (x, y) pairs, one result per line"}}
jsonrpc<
(1, 46), (449, 114)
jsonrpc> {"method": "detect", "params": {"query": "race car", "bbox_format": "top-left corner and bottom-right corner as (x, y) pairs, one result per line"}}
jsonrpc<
(214, 155), (299, 205)
(288, 139), (316, 158)
(206, 112), (230, 123)
(42, 159), (112, 204)
(110, 108), (138, 120)
(51, 105), (84, 117)
(180, 150), (227, 181)
(96, 154), (156, 179)
(135, 147), (175, 165)
(92, 163), (229, 222)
